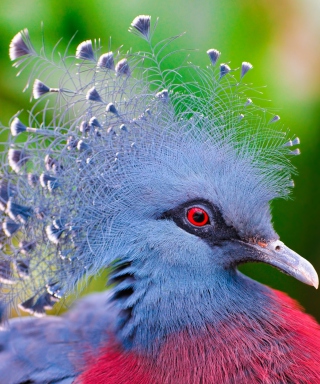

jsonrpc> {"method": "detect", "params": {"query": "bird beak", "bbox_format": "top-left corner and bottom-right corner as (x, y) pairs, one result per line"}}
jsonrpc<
(248, 240), (319, 289)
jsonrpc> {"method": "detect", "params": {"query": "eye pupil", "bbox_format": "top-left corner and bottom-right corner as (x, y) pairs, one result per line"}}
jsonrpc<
(187, 207), (209, 227)
(193, 212), (205, 223)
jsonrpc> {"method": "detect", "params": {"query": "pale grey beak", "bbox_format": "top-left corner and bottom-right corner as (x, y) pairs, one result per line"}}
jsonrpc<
(249, 239), (318, 289)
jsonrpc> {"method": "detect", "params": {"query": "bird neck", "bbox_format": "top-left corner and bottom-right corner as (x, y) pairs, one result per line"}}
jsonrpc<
(110, 263), (280, 352)
(81, 285), (320, 383)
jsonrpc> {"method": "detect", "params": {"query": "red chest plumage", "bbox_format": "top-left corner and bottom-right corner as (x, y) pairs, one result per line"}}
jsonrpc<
(79, 291), (320, 384)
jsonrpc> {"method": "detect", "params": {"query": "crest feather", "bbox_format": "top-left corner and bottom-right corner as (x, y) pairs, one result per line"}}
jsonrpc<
(0, 15), (298, 317)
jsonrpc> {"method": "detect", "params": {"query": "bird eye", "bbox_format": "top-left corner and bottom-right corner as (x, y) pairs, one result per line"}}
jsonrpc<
(186, 207), (210, 227)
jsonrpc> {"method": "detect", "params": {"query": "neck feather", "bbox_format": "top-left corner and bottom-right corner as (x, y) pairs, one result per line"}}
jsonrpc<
(82, 286), (320, 383)
(109, 263), (281, 351)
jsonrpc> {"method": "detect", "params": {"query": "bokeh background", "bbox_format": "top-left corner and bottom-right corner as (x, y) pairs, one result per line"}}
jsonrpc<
(0, 0), (319, 320)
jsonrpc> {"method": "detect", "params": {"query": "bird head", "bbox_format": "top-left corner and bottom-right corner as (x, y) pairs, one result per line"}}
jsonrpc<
(0, 15), (317, 323)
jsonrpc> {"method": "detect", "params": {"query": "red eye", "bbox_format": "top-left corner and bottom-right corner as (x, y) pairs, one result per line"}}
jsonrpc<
(187, 207), (210, 227)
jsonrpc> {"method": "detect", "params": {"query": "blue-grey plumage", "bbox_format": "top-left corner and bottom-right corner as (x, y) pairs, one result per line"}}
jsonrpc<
(0, 14), (318, 383)
(0, 292), (116, 383)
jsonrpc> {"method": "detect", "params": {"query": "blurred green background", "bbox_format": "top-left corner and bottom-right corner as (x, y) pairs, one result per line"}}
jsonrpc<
(0, 0), (319, 319)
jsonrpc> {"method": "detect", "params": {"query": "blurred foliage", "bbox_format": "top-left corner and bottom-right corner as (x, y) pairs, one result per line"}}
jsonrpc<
(0, 0), (319, 320)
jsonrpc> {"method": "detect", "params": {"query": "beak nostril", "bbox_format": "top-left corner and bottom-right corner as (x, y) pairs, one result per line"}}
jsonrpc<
(275, 245), (281, 251)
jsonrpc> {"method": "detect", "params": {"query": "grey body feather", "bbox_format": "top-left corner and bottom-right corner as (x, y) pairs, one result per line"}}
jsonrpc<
(0, 292), (114, 383)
